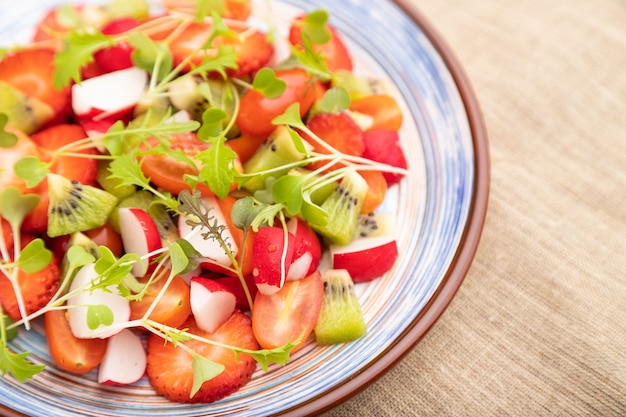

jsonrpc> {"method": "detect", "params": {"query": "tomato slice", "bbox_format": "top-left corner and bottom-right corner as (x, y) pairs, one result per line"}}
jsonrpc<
(140, 132), (238, 196)
(130, 274), (192, 329)
(168, 20), (273, 78)
(349, 94), (403, 132)
(252, 270), (323, 352)
(44, 309), (108, 374)
(236, 68), (319, 137)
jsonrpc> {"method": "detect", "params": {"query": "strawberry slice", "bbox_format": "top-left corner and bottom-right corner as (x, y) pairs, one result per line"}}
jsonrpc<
(302, 111), (365, 172)
(146, 311), (259, 403)
(0, 49), (72, 124)
(168, 21), (274, 78)
(0, 236), (61, 321)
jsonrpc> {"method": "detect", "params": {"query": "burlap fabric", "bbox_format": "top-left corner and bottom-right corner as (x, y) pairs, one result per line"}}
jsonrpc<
(323, 0), (626, 415)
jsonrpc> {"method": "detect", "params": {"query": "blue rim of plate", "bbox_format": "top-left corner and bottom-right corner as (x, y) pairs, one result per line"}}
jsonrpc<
(0, 0), (490, 416)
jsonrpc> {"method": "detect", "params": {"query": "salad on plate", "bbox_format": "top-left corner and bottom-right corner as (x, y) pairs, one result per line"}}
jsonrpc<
(0, 0), (410, 406)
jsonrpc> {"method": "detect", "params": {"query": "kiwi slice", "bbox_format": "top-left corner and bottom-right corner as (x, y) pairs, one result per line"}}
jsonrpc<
(47, 174), (118, 238)
(242, 126), (308, 193)
(0, 81), (54, 134)
(287, 167), (336, 205)
(355, 212), (396, 239)
(168, 76), (238, 137)
(314, 269), (366, 345)
(312, 169), (368, 245)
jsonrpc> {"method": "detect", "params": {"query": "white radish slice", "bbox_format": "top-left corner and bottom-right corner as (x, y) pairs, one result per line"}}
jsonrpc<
(98, 329), (147, 385)
(67, 264), (131, 339)
(118, 207), (162, 277)
(190, 277), (236, 333)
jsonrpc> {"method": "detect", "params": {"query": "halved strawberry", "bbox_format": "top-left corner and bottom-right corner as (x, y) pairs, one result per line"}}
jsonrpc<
(168, 21), (274, 78)
(0, 236), (61, 321)
(22, 123), (98, 233)
(362, 130), (408, 185)
(146, 312), (258, 403)
(162, 0), (252, 21)
(0, 49), (72, 124)
(302, 111), (364, 172)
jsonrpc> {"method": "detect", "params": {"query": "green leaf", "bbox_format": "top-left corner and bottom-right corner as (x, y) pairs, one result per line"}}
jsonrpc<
(198, 108), (228, 140)
(272, 103), (307, 130)
(168, 241), (189, 277)
(231, 197), (267, 231)
(188, 46), (238, 79)
(302, 10), (331, 45)
(86, 304), (114, 330)
(129, 33), (173, 82)
(16, 239), (52, 274)
(174, 238), (202, 274)
(252, 68), (287, 99)
(14, 156), (49, 188)
(54, 30), (114, 89)
(300, 191), (328, 227)
(194, 137), (237, 199)
(0, 344), (45, 382)
(66, 245), (97, 272)
(320, 87), (351, 113)
(271, 175), (304, 216)
(190, 352), (225, 397)
(108, 154), (152, 191)
(0, 113), (18, 148)
(2, 315), (18, 341)
(0, 187), (40, 231)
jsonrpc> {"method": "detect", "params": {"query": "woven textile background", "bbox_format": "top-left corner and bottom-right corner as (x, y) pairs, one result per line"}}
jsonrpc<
(323, 0), (626, 415)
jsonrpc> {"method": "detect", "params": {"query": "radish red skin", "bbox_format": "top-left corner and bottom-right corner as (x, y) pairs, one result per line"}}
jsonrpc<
(332, 238), (399, 282)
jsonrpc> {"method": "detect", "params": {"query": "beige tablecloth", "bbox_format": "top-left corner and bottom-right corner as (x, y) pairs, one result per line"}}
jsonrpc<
(324, 0), (626, 415)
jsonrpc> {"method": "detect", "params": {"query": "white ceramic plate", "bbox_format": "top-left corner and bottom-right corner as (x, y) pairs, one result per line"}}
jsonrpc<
(0, 0), (489, 415)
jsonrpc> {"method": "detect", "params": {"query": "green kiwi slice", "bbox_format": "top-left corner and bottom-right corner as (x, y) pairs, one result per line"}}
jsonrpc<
(47, 173), (118, 238)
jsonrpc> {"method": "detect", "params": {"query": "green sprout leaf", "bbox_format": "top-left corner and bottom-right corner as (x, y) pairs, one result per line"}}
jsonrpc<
(301, 10), (331, 45)
(0, 344), (45, 382)
(190, 352), (225, 397)
(272, 103), (307, 130)
(168, 241), (189, 277)
(0, 187), (40, 231)
(198, 108), (228, 140)
(16, 239), (52, 274)
(271, 175), (305, 216)
(66, 245), (97, 272)
(252, 68), (287, 99)
(0, 114), (17, 148)
(86, 304), (114, 330)
(14, 156), (49, 188)
(231, 197), (267, 231)
(129, 32), (173, 82)
(319, 87), (351, 113)
(300, 191), (328, 227)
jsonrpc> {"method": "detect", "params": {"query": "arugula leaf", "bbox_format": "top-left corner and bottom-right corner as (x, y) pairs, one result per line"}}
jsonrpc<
(0, 114), (17, 148)
(194, 136), (237, 199)
(190, 352), (225, 397)
(107, 154), (152, 191)
(54, 30), (114, 88)
(0, 344), (45, 382)
(14, 156), (49, 188)
(16, 239), (52, 274)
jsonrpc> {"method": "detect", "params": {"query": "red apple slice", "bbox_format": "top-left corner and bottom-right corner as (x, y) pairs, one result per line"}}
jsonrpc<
(286, 217), (321, 281)
(252, 226), (295, 295)
(190, 277), (237, 333)
(118, 207), (163, 277)
(67, 263), (131, 339)
(71, 67), (148, 121)
(98, 329), (147, 385)
(330, 235), (399, 282)
(177, 194), (239, 270)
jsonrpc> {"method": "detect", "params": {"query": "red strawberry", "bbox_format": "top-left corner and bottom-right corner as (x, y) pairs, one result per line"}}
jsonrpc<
(0, 236), (61, 321)
(146, 311), (259, 403)
(302, 112), (364, 172)
(362, 130), (408, 185)
(0, 49), (72, 124)
(94, 18), (140, 73)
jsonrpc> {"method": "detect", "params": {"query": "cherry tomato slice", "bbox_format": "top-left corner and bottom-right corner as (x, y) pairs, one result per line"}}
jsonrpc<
(237, 68), (319, 137)
(252, 270), (323, 352)
(289, 16), (353, 72)
(129, 274), (191, 329)
(162, 0), (252, 21)
(349, 94), (404, 132)
(44, 309), (108, 374)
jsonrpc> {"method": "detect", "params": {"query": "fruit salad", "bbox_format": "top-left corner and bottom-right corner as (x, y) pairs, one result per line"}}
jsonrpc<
(0, 0), (409, 405)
